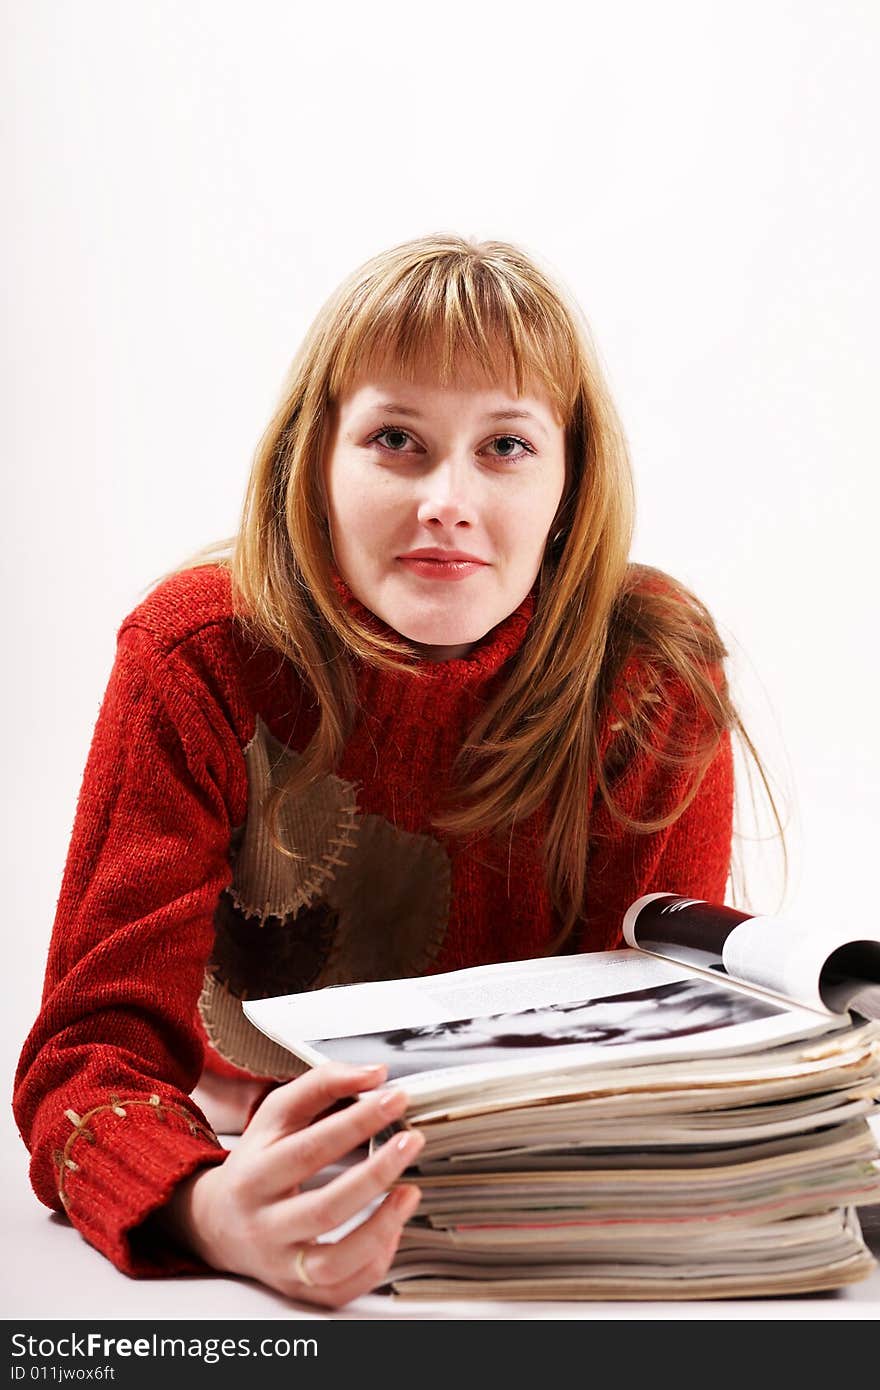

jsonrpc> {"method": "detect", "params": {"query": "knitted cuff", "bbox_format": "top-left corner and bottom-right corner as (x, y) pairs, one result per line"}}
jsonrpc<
(54, 1091), (230, 1278)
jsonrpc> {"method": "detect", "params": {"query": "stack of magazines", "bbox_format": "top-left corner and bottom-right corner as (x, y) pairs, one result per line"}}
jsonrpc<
(244, 893), (880, 1300)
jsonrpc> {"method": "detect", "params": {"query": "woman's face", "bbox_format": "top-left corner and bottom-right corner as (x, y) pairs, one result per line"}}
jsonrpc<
(321, 358), (567, 660)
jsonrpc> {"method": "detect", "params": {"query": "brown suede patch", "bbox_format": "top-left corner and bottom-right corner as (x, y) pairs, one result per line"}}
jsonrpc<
(198, 718), (451, 1076)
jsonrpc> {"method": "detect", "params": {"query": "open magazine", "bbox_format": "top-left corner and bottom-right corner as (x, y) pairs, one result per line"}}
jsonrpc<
(242, 892), (880, 1103)
(242, 894), (880, 1299)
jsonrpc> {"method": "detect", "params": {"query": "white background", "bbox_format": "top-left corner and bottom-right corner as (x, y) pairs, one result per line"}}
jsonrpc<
(4, 1), (878, 1132)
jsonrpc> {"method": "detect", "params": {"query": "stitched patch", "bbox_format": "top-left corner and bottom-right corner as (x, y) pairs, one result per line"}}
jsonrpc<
(229, 716), (360, 920)
(197, 972), (311, 1081)
(207, 893), (340, 1000)
(318, 813), (450, 986)
(197, 751), (452, 1077)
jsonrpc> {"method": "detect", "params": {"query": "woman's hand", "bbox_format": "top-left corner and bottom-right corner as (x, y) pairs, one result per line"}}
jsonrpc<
(155, 1061), (424, 1308)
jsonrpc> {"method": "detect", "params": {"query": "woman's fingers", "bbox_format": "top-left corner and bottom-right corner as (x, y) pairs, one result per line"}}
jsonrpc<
(276, 1126), (426, 1242)
(249, 1085), (412, 1200)
(283, 1183), (422, 1308)
(245, 1062), (388, 1142)
(190, 1064), (425, 1310)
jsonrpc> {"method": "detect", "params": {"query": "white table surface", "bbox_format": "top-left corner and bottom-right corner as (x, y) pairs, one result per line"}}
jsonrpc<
(5, 1115), (880, 1323)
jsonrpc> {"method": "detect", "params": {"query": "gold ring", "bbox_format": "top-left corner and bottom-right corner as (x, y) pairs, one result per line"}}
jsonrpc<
(294, 1243), (317, 1288)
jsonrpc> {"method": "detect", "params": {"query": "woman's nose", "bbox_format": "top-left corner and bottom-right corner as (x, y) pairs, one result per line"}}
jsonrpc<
(415, 459), (480, 529)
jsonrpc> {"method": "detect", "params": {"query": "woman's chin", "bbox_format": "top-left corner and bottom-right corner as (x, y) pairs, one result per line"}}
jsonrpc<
(382, 599), (487, 649)
(383, 619), (484, 663)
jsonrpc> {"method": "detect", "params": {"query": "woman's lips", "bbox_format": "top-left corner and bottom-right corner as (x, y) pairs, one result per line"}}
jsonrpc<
(397, 557), (488, 581)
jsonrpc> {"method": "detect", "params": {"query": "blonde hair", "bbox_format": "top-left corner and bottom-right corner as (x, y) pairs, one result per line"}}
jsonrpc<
(158, 233), (787, 951)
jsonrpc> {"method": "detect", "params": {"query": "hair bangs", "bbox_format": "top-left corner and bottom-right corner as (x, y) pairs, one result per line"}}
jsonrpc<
(327, 249), (578, 422)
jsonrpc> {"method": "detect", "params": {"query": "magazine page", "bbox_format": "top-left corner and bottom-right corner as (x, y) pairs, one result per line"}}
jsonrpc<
(622, 893), (880, 1014)
(242, 949), (849, 1091)
(398, 1023), (880, 1117)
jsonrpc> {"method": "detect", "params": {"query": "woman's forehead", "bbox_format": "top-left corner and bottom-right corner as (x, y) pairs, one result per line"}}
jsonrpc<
(335, 354), (562, 424)
(344, 350), (512, 391)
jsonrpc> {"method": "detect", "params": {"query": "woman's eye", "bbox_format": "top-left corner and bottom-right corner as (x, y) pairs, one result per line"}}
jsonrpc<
(368, 427), (534, 461)
(486, 435), (533, 461)
(372, 427), (413, 452)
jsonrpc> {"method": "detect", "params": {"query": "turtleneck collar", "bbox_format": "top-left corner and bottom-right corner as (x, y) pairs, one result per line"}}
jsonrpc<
(323, 568), (537, 820)
(329, 567), (536, 696)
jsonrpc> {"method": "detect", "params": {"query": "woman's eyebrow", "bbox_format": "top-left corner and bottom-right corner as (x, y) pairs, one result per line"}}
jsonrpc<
(368, 402), (549, 436)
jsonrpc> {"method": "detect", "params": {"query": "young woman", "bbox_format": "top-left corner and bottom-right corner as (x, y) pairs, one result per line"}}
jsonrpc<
(13, 234), (784, 1309)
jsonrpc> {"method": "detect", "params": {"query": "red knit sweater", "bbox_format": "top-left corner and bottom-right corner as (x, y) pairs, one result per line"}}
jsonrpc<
(12, 564), (734, 1278)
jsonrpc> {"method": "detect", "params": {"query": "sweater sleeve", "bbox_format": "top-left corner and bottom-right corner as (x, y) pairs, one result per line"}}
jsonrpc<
(579, 663), (735, 952)
(11, 620), (246, 1278)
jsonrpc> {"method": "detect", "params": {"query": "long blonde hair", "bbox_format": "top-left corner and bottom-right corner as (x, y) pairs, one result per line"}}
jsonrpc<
(158, 233), (787, 951)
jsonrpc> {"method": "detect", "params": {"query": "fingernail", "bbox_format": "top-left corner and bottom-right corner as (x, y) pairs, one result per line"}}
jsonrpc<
(378, 1088), (407, 1111)
(357, 1064), (386, 1078)
(393, 1184), (421, 1212)
(395, 1130), (424, 1157)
